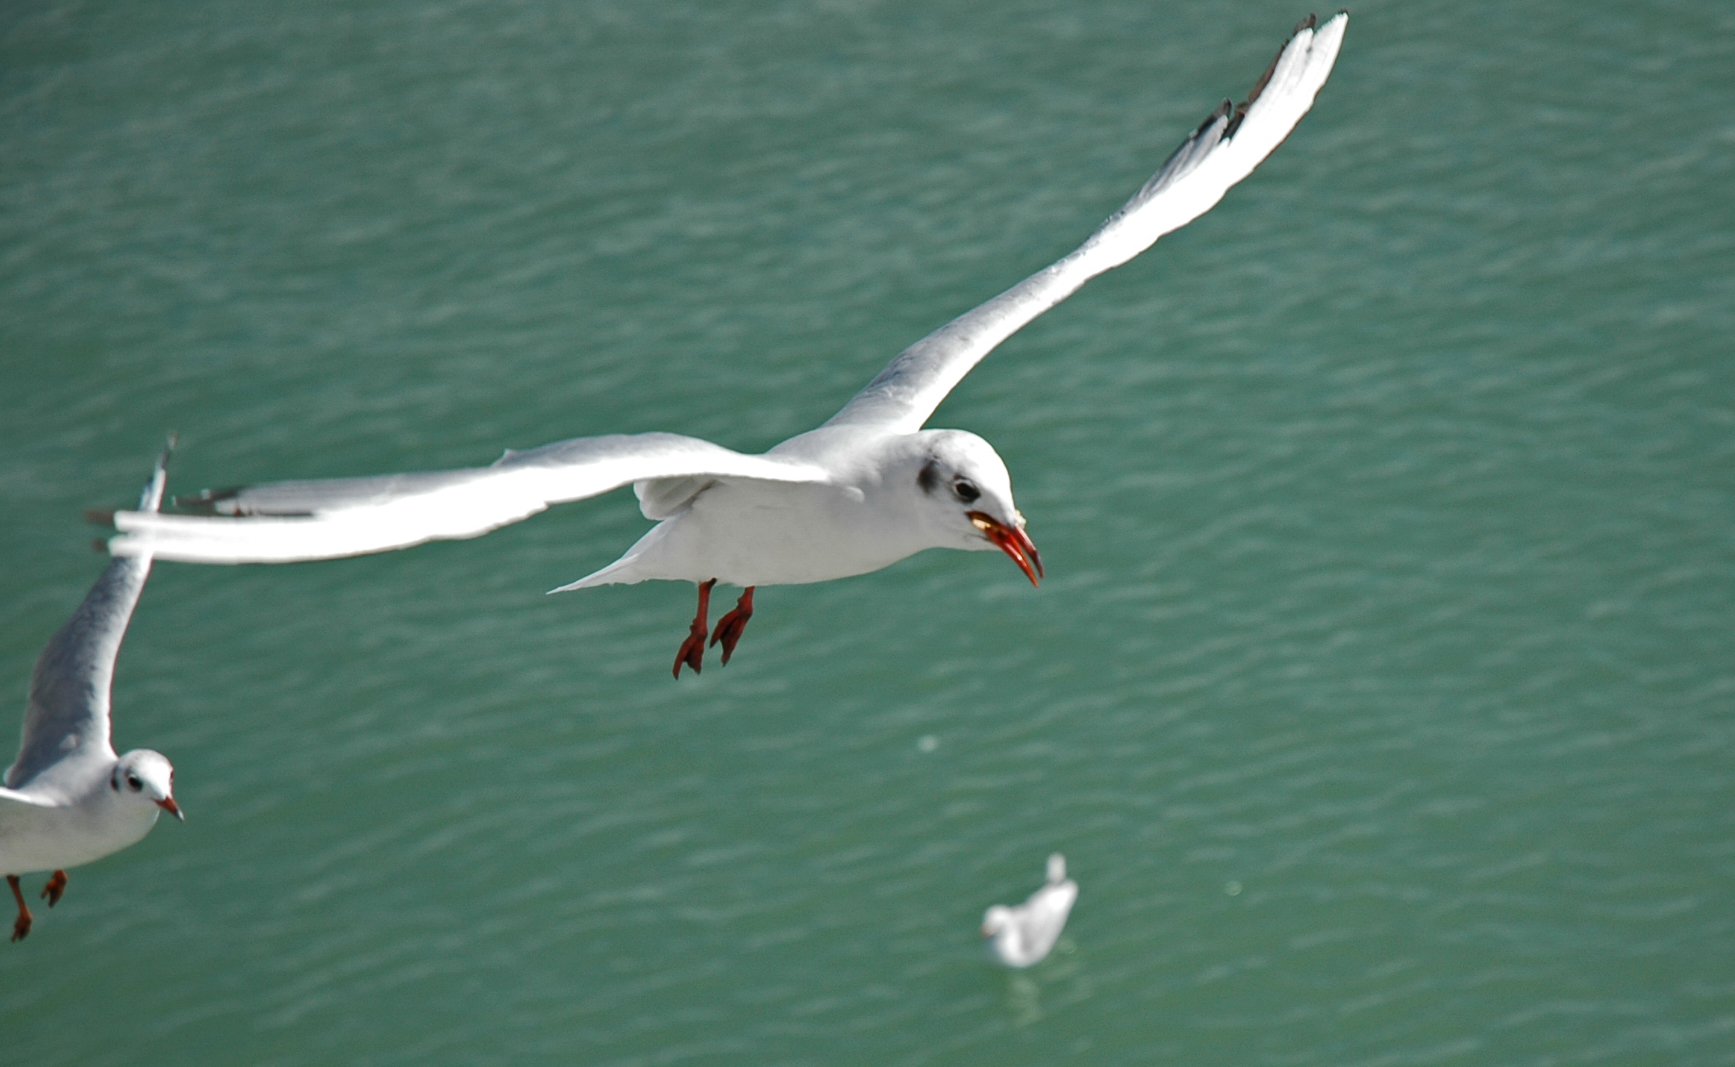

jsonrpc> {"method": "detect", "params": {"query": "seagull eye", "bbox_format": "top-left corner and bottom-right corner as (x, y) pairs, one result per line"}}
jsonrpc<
(953, 480), (980, 503)
(127, 775), (143, 792)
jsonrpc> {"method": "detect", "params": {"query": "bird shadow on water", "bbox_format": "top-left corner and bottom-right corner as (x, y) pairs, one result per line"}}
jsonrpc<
(996, 937), (1090, 1028)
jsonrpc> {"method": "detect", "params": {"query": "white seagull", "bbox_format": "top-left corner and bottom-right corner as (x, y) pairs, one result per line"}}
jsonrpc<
(103, 14), (1347, 677)
(4, 445), (183, 942)
(983, 853), (1078, 968)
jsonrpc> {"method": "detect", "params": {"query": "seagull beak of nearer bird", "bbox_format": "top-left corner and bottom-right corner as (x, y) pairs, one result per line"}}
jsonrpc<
(967, 511), (1043, 587)
(157, 797), (184, 822)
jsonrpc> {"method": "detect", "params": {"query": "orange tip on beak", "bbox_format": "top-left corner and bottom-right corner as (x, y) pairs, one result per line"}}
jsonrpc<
(967, 511), (1043, 587)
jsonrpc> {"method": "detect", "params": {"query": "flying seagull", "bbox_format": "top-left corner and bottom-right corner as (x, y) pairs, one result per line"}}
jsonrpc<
(103, 14), (1347, 677)
(4, 444), (183, 942)
(983, 853), (1078, 968)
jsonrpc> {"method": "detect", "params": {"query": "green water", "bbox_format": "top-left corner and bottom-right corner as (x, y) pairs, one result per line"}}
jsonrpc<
(3, 0), (1731, 1063)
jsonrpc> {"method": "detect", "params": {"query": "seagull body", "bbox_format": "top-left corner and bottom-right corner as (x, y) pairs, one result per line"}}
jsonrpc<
(3, 447), (182, 941)
(566, 428), (1016, 590)
(104, 15), (1348, 675)
(983, 853), (1078, 968)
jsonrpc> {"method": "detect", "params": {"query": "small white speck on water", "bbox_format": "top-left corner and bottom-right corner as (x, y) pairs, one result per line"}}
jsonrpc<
(1225, 880), (1242, 896)
(918, 734), (938, 753)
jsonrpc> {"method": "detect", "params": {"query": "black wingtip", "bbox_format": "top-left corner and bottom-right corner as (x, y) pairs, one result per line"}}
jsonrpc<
(84, 509), (116, 527)
(1196, 98), (1232, 138)
(1229, 15), (1316, 138)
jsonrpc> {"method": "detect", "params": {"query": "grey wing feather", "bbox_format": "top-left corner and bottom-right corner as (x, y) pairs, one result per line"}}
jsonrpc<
(8, 444), (169, 788)
(7, 556), (150, 788)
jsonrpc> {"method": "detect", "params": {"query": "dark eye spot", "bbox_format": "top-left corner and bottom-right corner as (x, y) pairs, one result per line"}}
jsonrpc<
(917, 461), (941, 495)
(127, 775), (143, 792)
(953, 480), (980, 503)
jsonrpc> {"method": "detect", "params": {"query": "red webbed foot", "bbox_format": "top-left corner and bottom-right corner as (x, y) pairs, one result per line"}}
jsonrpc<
(673, 579), (717, 678)
(709, 587), (755, 665)
(40, 870), (67, 908)
(8, 875), (31, 943)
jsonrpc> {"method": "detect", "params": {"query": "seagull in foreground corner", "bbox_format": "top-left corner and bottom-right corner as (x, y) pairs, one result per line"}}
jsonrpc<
(983, 853), (1078, 968)
(2, 444), (183, 942)
(102, 15), (1347, 677)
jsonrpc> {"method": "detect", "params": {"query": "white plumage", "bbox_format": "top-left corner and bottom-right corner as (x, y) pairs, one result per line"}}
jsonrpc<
(983, 853), (1079, 968)
(2, 445), (183, 942)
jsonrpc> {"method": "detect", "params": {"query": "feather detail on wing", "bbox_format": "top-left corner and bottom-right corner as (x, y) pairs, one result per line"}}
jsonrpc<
(9, 442), (171, 789)
(824, 12), (1347, 434)
(104, 433), (829, 565)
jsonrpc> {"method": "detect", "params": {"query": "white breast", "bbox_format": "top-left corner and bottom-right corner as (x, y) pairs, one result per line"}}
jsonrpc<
(0, 789), (159, 875)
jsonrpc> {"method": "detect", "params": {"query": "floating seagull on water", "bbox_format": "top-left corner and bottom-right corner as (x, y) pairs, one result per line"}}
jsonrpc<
(102, 14), (1347, 677)
(983, 853), (1078, 968)
(3, 445), (183, 942)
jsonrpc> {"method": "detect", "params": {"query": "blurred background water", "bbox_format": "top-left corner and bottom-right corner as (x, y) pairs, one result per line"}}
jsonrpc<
(3, 0), (1731, 1063)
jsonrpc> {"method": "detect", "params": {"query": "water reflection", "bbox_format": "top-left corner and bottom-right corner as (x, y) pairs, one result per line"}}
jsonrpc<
(996, 937), (1087, 1028)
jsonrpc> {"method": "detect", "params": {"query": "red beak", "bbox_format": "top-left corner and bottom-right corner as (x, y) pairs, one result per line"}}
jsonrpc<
(156, 797), (184, 822)
(967, 511), (1043, 587)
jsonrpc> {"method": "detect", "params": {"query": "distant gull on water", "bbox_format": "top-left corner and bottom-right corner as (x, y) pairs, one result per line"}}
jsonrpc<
(983, 853), (1078, 968)
(3, 444), (183, 942)
(101, 15), (1348, 677)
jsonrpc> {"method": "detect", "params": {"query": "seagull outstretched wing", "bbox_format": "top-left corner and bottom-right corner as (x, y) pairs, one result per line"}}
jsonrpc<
(825, 13), (1347, 434)
(9, 445), (169, 789)
(107, 434), (829, 565)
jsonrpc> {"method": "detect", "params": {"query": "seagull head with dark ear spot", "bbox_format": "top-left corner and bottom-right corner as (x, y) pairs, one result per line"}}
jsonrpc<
(113, 750), (183, 822)
(908, 430), (1041, 584)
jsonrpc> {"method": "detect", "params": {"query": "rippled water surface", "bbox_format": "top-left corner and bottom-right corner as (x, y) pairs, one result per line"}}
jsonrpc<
(3, 1), (1731, 1063)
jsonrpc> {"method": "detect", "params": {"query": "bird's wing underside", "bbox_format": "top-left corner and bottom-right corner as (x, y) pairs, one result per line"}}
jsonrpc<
(824, 12), (1347, 435)
(105, 433), (829, 565)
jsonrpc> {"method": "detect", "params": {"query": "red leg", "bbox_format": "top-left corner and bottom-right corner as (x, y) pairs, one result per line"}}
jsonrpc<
(8, 875), (31, 942)
(709, 586), (755, 665)
(41, 870), (67, 908)
(673, 579), (717, 678)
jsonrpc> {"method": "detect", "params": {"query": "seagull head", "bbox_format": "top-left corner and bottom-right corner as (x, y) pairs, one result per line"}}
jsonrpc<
(112, 750), (183, 822)
(981, 904), (1015, 939)
(911, 430), (1042, 586)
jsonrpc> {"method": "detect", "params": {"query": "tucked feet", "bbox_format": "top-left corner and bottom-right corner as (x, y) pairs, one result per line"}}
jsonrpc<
(709, 587), (755, 665)
(673, 579), (717, 678)
(41, 870), (67, 908)
(8, 875), (31, 943)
